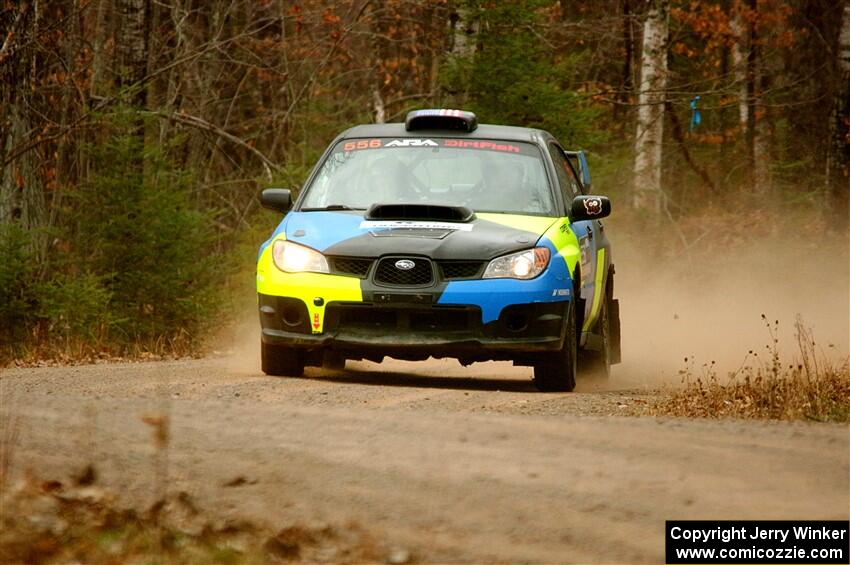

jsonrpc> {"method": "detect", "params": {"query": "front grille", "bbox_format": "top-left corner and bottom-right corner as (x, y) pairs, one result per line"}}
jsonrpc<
(409, 309), (470, 332)
(374, 257), (434, 286)
(324, 303), (480, 334)
(438, 261), (485, 280)
(337, 307), (397, 330)
(329, 257), (372, 278)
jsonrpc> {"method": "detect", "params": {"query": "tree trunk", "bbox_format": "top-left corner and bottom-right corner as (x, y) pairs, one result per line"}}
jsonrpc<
(632, 0), (669, 213)
(744, 0), (771, 195)
(0, 0), (45, 246)
(752, 92), (771, 195)
(448, 3), (478, 106)
(827, 0), (850, 230)
(117, 0), (150, 107)
(373, 89), (386, 124)
(450, 5), (478, 60)
(89, 0), (111, 99)
(730, 1), (749, 128)
(614, 0), (634, 123)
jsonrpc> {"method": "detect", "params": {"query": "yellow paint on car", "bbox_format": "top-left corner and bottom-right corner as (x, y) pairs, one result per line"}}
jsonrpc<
(582, 247), (606, 332)
(256, 238), (362, 333)
(540, 217), (580, 275)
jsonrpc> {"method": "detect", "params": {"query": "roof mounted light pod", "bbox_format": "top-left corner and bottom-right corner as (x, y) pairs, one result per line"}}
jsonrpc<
(405, 109), (478, 132)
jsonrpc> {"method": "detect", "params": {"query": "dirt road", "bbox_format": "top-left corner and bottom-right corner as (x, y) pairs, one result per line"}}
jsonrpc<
(1, 356), (847, 563)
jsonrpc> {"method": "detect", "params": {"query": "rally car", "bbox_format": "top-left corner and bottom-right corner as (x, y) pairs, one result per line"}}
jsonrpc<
(256, 109), (620, 391)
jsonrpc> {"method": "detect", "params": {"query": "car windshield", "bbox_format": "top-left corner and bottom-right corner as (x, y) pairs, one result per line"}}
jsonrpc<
(299, 138), (556, 215)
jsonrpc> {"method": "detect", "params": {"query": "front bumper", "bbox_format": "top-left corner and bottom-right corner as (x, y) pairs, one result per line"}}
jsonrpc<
(259, 293), (568, 362)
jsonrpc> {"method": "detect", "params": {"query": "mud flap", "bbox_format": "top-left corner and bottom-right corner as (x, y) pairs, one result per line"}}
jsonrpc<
(609, 298), (621, 364)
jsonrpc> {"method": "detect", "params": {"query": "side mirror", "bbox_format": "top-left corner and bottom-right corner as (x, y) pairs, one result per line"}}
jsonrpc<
(570, 195), (611, 221)
(260, 188), (292, 213)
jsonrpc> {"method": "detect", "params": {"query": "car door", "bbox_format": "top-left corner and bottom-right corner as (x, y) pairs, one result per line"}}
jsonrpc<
(548, 143), (608, 339)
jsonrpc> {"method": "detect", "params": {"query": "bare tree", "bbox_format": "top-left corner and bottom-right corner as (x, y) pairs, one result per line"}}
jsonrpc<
(117, 0), (150, 106)
(0, 1), (45, 242)
(743, 0), (771, 195)
(730, 0), (748, 128)
(827, 0), (850, 230)
(632, 0), (668, 213)
(450, 4), (478, 60)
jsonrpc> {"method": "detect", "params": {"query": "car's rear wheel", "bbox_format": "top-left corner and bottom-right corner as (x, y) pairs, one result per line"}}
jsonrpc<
(533, 298), (577, 392)
(261, 341), (305, 377)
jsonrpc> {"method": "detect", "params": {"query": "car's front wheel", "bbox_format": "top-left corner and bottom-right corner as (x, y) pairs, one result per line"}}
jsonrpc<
(261, 341), (305, 377)
(532, 298), (577, 392)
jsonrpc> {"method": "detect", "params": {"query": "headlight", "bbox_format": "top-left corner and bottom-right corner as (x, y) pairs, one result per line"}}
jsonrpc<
(272, 240), (329, 273)
(483, 247), (550, 280)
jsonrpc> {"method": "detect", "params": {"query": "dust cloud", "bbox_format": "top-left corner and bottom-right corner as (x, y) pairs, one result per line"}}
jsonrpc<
(217, 230), (849, 390)
(614, 230), (850, 387)
(220, 317), (262, 375)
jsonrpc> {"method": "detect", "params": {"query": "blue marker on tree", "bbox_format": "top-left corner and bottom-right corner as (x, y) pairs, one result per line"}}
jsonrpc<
(689, 96), (701, 132)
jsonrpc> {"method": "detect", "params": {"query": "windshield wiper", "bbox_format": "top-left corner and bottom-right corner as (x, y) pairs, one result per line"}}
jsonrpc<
(300, 204), (365, 212)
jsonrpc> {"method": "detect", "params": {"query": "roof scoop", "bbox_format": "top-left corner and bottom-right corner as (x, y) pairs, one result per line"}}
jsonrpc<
(365, 203), (475, 223)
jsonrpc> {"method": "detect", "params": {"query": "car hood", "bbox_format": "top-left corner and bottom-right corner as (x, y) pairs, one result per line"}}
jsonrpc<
(279, 211), (558, 261)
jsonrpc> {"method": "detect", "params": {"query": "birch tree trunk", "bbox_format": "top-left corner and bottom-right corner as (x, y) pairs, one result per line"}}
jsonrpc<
(371, 2), (388, 124)
(827, 0), (850, 230)
(449, 4), (478, 107)
(450, 6), (478, 60)
(632, 0), (668, 213)
(743, 0), (771, 195)
(730, 1), (749, 128)
(752, 91), (771, 195)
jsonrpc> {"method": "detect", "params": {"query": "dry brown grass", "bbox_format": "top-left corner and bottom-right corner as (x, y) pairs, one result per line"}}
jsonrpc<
(0, 470), (385, 564)
(2, 332), (204, 369)
(0, 399), (392, 564)
(655, 316), (850, 422)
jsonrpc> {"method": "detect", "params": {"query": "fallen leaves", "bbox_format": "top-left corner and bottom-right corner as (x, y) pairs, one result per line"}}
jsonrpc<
(0, 466), (403, 564)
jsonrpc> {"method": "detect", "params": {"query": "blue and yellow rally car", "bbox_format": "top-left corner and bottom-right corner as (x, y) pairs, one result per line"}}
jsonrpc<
(257, 109), (620, 391)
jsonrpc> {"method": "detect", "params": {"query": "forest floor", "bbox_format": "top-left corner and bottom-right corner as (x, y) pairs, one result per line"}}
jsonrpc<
(2, 355), (847, 563)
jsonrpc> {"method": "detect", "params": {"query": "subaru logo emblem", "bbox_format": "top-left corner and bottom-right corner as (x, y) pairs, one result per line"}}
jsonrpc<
(395, 259), (415, 270)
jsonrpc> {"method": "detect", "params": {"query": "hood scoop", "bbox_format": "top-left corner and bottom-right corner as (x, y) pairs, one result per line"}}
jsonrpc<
(365, 203), (475, 223)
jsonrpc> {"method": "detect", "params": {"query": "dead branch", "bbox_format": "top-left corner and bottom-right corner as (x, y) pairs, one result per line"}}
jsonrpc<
(142, 110), (277, 182)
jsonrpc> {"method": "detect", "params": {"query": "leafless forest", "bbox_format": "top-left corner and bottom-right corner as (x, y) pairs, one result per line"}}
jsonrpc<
(1, 4), (849, 563)
(1, 0), (848, 357)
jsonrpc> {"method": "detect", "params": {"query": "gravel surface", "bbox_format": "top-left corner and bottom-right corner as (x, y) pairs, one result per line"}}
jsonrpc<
(1, 356), (847, 563)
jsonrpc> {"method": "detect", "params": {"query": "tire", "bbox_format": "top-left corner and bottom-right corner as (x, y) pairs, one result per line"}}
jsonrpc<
(261, 341), (305, 377)
(579, 296), (611, 380)
(533, 297), (577, 392)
